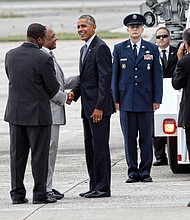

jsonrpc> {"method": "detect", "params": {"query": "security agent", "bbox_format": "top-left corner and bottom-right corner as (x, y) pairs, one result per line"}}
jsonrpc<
(153, 27), (178, 166)
(112, 14), (163, 183)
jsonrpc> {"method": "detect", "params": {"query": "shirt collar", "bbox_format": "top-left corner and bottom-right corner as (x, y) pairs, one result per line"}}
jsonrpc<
(130, 39), (141, 49)
(43, 46), (51, 54)
(85, 34), (96, 47)
(159, 45), (170, 53)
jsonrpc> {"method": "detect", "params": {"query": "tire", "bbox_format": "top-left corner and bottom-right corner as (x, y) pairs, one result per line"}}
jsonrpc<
(167, 136), (190, 174)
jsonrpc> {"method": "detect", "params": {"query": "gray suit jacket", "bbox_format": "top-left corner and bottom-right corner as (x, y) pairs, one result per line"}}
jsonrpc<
(41, 47), (78, 125)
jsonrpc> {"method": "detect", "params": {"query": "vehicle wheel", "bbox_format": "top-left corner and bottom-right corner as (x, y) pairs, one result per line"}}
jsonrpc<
(167, 136), (190, 173)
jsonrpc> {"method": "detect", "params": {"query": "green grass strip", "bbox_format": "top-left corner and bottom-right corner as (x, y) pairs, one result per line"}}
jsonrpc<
(0, 31), (128, 42)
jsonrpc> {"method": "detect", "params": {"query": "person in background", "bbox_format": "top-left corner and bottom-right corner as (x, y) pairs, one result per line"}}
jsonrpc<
(67, 14), (115, 198)
(153, 27), (178, 166)
(41, 27), (78, 201)
(172, 29), (190, 208)
(112, 14), (163, 183)
(4, 23), (60, 204)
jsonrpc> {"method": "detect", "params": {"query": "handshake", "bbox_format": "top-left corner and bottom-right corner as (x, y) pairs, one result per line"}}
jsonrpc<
(66, 91), (74, 105)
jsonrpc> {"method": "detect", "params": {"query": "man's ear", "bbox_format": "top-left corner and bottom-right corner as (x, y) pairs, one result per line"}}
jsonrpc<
(93, 24), (97, 32)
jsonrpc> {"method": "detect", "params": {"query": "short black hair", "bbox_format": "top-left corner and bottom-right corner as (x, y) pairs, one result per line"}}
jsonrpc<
(183, 28), (190, 45)
(78, 15), (96, 25)
(156, 27), (170, 36)
(27, 23), (46, 39)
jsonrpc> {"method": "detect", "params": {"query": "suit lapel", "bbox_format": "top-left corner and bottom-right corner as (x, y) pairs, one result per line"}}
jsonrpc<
(41, 48), (65, 84)
(125, 40), (135, 63)
(167, 46), (175, 65)
(136, 41), (147, 64)
(125, 39), (147, 64)
(80, 36), (97, 73)
(54, 60), (65, 84)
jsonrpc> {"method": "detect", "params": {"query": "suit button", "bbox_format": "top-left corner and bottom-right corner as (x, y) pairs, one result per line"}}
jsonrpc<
(134, 75), (137, 78)
(135, 83), (138, 86)
(135, 68), (137, 70)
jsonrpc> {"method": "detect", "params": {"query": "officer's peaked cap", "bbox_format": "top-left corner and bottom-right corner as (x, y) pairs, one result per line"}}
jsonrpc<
(123, 13), (146, 27)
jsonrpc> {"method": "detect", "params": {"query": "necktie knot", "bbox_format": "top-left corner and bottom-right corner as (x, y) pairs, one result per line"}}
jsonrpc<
(49, 50), (55, 59)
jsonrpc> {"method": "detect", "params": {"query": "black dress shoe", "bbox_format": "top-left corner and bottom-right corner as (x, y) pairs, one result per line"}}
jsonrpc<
(79, 190), (93, 197)
(33, 200), (47, 204)
(153, 159), (168, 166)
(126, 175), (139, 183)
(12, 198), (28, 204)
(187, 201), (190, 207)
(33, 197), (57, 204)
(52, 189), (64, 200)
(46, 192), (57, 203)
(84, 190), (111, 198)
(33, 193), (57, 204)
(140, 175), (153, 182)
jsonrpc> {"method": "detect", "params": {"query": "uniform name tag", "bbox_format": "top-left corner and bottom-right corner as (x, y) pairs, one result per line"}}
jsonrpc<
(120, 58), (127, 61)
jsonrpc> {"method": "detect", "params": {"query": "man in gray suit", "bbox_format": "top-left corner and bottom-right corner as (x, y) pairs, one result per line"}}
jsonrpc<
(4, 23), (60, 204)
(41, 27), (78, 201)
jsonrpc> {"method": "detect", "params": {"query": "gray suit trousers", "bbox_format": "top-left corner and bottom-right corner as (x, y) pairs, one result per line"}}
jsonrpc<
(46, 125), (60, 192)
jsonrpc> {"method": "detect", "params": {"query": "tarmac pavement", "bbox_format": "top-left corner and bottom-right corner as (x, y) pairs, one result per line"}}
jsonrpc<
(1, 39), (190, 220)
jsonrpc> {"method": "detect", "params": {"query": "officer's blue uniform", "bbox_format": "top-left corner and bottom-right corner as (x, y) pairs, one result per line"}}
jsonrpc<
(112, 14), (163, 180)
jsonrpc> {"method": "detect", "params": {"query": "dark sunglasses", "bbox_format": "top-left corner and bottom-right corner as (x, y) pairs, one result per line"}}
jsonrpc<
(156, 34), (169, 39)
